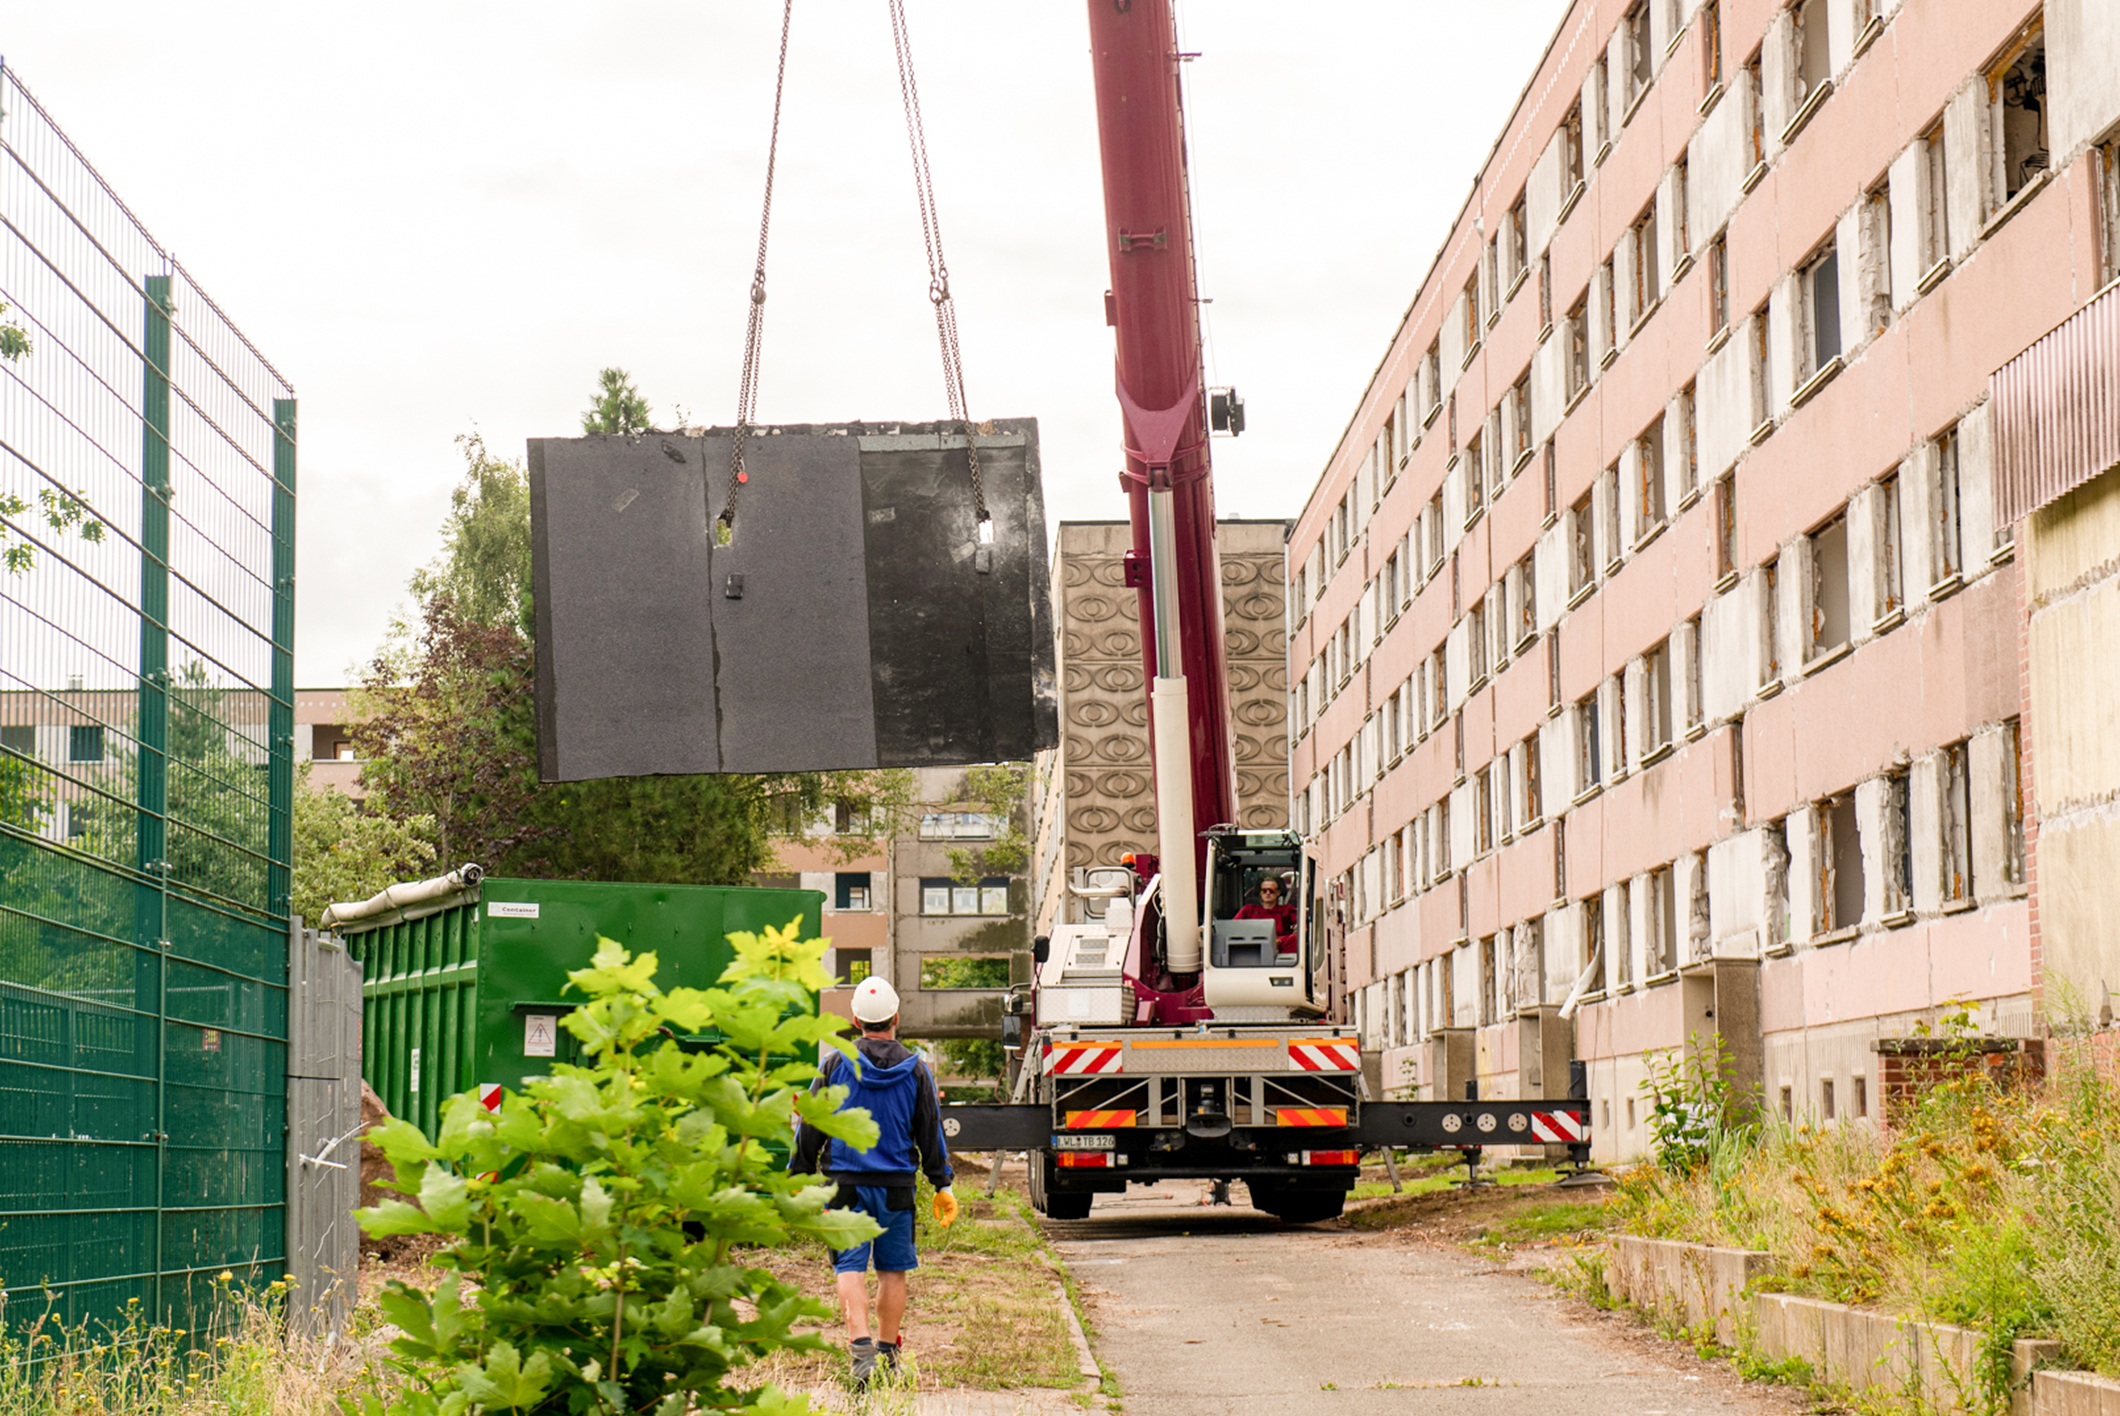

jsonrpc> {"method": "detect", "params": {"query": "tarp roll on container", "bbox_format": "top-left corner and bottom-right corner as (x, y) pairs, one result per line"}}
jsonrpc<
(331, 875), (823, 1140)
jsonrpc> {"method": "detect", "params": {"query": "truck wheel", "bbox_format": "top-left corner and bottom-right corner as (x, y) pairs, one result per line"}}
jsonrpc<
(1044, 1190), (1093, 1220)
(1029, 1153), (1094, 1220)
(1248, 1185), (1344, 1225)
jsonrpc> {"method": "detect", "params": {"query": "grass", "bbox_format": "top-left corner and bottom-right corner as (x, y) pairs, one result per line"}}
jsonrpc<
(1615, 1024), (2120, 1387)
(751, 1169), (1088, 1397)
(0, 1275), (388, 1415)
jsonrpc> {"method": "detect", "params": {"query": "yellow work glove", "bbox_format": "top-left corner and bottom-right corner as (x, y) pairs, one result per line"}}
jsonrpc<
(932, 1188), (959, 1227)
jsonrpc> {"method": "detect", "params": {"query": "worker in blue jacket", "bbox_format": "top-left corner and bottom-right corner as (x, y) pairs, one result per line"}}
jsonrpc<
(791, 975), (956, 1386)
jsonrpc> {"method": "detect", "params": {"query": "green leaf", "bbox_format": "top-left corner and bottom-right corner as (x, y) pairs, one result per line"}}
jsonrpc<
(418, 1164), (472, 1232)
(357, 1198), (439, 1238)
(454, 1341), (554, 1410)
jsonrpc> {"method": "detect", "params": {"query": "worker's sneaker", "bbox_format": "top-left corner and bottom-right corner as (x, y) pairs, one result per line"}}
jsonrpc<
(877, 1339), (902, 1374)
(849, 1337), (879, 1387)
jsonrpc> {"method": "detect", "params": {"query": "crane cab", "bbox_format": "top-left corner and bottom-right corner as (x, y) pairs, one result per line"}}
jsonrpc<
(1199, 830), (1324, 1017)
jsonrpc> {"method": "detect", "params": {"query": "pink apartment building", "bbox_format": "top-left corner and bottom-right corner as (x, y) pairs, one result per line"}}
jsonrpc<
(1287, 0), (2114, 1161)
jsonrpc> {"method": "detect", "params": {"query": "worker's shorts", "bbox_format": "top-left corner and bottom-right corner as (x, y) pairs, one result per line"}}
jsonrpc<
(829, 1184), (919, 1275)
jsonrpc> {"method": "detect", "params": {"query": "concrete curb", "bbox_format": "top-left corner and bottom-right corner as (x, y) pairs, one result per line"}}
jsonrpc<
(1055, 1282), (1103, 1386)
(1606, 1234), (2120, 1415)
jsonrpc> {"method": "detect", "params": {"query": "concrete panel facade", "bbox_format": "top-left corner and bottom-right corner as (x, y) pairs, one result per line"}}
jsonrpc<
(1285, 0), (2097, 1160)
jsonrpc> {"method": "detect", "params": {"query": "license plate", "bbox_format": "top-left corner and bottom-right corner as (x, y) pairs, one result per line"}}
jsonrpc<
(1053, 1133), (1115, 1151)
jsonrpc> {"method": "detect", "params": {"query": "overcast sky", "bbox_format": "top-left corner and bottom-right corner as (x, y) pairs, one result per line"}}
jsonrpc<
(6, 1), (1570, 684)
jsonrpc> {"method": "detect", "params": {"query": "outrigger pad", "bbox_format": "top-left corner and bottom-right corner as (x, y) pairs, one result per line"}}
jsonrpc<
(528, 418), (1057, 779)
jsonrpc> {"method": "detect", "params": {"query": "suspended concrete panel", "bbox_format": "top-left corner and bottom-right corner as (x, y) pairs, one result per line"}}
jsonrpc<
(528, 419), (1057, 779)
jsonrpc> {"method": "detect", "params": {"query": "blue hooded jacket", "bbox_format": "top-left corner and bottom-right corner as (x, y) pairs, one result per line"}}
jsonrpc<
(791, 1035), (953, 1188)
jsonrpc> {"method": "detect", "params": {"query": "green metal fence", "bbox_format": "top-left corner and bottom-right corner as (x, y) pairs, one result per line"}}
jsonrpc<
(0, 58), (296, 1334)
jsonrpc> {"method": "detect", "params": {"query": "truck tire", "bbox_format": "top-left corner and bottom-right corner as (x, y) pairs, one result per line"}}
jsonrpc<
(1028, 1153), (1094, 1220)
(1247, 1184), (1344, 1225)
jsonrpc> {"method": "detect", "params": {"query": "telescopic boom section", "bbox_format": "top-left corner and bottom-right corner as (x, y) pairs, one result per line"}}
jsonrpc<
(1088, 0), (1237, 887)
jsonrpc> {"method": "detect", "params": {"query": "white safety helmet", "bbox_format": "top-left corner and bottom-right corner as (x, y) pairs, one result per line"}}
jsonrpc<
(852, 975), (901, 1025)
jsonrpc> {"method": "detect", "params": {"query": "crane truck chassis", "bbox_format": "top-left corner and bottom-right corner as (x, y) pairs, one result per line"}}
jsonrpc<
(940, 831), (1591, 1223)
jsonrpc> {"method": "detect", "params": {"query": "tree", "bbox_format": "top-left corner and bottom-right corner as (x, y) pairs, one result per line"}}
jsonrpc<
(290, 765), (435, 925)
(352, 595), (547, 872)
(580, 367), (652, 436)
(407, 434), (534, 637)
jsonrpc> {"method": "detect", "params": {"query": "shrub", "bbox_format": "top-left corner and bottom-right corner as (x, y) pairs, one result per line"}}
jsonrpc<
(349, 919), (881, 1416)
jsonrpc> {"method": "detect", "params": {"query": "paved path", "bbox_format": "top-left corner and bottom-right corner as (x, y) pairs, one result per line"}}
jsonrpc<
(1048, 1181), (1810, 1416)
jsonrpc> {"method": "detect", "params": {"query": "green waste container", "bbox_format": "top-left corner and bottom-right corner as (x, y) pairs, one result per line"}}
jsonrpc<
(325, 870), (823, 1139)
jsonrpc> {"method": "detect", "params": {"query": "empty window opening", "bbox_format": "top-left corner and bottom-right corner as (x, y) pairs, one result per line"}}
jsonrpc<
(1647, 865), (1677, 974)
(1795, 0), (1831, 110)
(1601, 466), (1624, 572)
(1821, 1077), (1837, 1121)
(1884, 769), (1913, 915)
(1933, 424), (1964, 584)
(1852, 1075), (1868, 1119)
(1765, 817), (1792, 945)
(1645, 639), (1674, 753)
(1540, 253), (1554, 329)
(1992, 28), (2049, 204)
(1610, 673), (1629, 776)
(1578, 692), (1603, 793)
(68, 724), (104, 763)
(1807, 244), (1842, 372)
(1750, 303), (1772, 427)
(1709, 234), (1731, 333)
(1923, 125), (1950, 268)
(1614, 879), (1634, 986)
(1761, 559), (1781, 685)
(921, 956), (1012, 991)
(1543, 442), (1558, 522)
(1809, 513), (1850, 658)
(1779, 1085), (1794, 1122)
(1715, 476), (1738, 580)
(1684, 615), (1705, 732)
(2003, 718), (2026, 887)
(1570, 490), (1597, 595)
(1507, 192), (1529, 289)
(1600, 258), (1619, 360)
(1632, 204), (1662, 322)
(1820, 793), (1864, 932)
(1627, 2), (1654, 109)
(1677, 386), (1699, 502)
(1464, 273), (1482, 351)
(1564, 100), (1586, 192)
(1516, 552), (1538, 646)
(1744, 52), (1766, 169)
(1702, 0), (1724, 92)
(1626, 1096), (1637, 1130)
(1637, 416), (1667, 538)
(837, 948), (873, 985)
(1877, 474), (1904, 618)
(1523, 733), (1544, 823)
(835, 872), (874, 911)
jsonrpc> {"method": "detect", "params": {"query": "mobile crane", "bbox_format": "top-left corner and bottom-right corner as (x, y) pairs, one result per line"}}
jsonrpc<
(942, 0), (1591, 1221)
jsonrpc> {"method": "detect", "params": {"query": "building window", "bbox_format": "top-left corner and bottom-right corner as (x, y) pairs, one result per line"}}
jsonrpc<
(2002, 718), (2026, 887)
(1546, 629), (1563, 714)
(311, 723), (354, 761)
(1676, 385), (1699, 503)
(1600, 257), (1619, 361)
(1671, 159), (1690, 262)
(1591, 53), (1611, 158)
(835, 872), (874, 911)
(1932, 424), (1964, 585)
(1990, 26), (2049, 206)
(1941, 739), (1973, 901)
(1761, 559), (1782, 685)
(2100, 133), (2120, 286)
(1437, 798), (1453, 876)
(1923, 124), (1950, 271)
(1708, 234), (1730, 335)
(1507, 191), (1529, 290)
(1684, 614), (1704, 732)
(1613, 878), (1634, 986)
(1852, 1075), (1868, 1119)
(1608, 673), (1629, 778)
(1750, 302), (1772, 428)
(1744, 51), (1766, 171)
(1467, 602), (1489, 687)
(1822, 1077), (1837, 1122)
(1511, 375), (1533, 467)
(1645, 639), (1673, 756)
(1819, 793), (1863, 933)
(1577, 692), (1602, 794)
(1646, 865), (1676, 974)
(1863, 185), (1892, 335)
(1637, 415), (1666, 540)
(1453, 711), (1466, 781)
(1702, 0), (1724, 95)
(1566, 296), (1590, 399)
(1475, 767), (1494, 856)
(920, 877), (1011, 916)
(1626, 1), (1654, 111)
(1877, 473), (1904, 619)
(0, 725), (33, 757)
(1539, 252), (1554, 330)
(1514, 552), (1538, 647)
(1426, 491), (1446, 571)
(919, 811), (1002, 840)
(1601, 465), (1623, 572)
(1464, 429), (1485, 520)
(1464, 273), (1482, 354)
(1715, 475), (1738, 581)
(1805, 242), (1842, 376)
(1809, 513), (1850, 659)
(1523, 733), (1544, 825)
(1569, 490), (1596, 596)
(1883, 769), (1913, 916)
(68, 725), (103, 763)
(1563, 100), (1585, 193)
(1631, 203), (1661, 323)
(1794, 0), (1830, 117)
(921, 957), (1012, 990)
(1432, 646), (1448, 726)
(836, 948), (873, 985)
(1543, 441), (1558, 522)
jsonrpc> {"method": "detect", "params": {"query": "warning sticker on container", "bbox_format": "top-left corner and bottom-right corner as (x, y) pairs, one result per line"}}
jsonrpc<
(523, 1014), (557, 1058)
(489, 901), (540, 919)
(201, 1028), (220, 1053)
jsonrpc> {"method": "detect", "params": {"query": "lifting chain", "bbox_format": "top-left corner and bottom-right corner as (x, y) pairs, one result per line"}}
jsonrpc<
(721, 0), (989, 539)
(886, 0), (988, 529)
(722, 0), (796, 540)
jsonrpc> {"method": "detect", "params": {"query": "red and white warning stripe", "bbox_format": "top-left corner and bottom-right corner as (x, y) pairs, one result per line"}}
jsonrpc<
(1287, 1038), (1360, 1072)
(1048, 1042), (1124, 1076)
(1530, 1109), (1587, 1143)
(478, 1083), (504, 1112)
